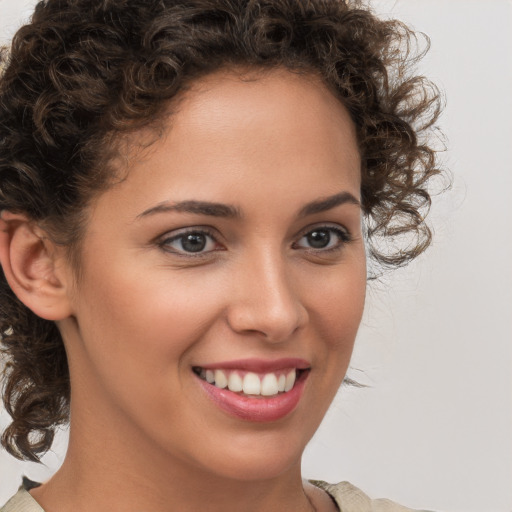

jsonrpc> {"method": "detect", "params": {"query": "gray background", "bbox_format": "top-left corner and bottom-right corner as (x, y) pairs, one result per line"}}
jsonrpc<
(1, 1), (511, 510)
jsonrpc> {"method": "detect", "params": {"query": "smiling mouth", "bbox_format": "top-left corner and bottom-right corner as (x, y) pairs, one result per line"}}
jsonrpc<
(192, 367), (309, 397)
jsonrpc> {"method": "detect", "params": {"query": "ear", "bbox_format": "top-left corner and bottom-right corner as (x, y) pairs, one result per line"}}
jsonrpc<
(0, 210), (73, 321)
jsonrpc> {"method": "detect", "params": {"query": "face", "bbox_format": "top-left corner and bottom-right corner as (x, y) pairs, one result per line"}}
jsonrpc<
(59, 68), (366, 482)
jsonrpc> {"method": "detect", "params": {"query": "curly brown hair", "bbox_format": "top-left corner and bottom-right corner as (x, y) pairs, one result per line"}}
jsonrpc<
(0, 0), (443, 462)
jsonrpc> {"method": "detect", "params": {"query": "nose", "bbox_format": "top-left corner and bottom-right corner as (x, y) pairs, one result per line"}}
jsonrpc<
(226, 251), (308, 343)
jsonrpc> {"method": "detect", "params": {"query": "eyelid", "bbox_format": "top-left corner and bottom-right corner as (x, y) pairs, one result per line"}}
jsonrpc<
(293, 224), (352, 251)
(296, 222), (351, 239)
(155, 223), (352, 257)
(157, 226), (223, 256)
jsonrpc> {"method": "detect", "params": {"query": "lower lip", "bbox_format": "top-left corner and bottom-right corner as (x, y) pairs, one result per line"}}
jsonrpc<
(197, 372), (308, 422)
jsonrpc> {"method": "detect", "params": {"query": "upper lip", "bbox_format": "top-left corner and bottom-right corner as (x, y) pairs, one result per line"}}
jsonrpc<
(196, 358), (310, 373)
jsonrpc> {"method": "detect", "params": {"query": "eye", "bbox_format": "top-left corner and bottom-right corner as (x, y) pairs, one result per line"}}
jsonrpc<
(294, 226), (350, 252)
(159, 229), (220, 255)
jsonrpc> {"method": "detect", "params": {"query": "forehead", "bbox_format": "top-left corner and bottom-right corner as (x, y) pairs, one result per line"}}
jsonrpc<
(102, 67), (361, 220)
(172, 67), (359, 164)
(125, 68), (359, 180)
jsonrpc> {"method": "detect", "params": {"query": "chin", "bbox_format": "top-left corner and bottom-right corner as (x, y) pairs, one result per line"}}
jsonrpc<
(191, 429), (310, 482)
(203, 451), (302, 483)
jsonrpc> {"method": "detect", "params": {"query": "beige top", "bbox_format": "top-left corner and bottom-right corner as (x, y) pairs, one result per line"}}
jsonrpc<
(1, 479), (432, 512)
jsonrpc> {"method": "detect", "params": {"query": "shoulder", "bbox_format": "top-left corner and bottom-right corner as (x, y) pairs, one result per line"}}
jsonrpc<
(2, 478), (434, 512)
(1, 479), (44, 512)
(310, 480), (434, 512)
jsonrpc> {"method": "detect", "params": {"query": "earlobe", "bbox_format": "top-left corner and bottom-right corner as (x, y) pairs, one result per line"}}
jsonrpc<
(0, 210), (73, 321)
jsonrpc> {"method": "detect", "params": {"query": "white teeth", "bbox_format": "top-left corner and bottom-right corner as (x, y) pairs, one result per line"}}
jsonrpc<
(228, 372), (243, 392)
(277, 374), (286, 392)
(243, 372), (261, 395)
(200, 368), (301, 395)
(214, 369), (228, 389)
(284, 370), (296, 392)
(261, 373), (279, 396)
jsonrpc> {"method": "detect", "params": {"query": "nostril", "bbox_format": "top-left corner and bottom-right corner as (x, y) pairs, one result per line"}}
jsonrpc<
(226, 302), (308, 343)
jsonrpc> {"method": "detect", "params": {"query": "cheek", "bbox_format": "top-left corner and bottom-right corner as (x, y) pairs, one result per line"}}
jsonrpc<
(305, 260), (366, 342)
(302, 255), (366, 401)
(67, 270), (223, 433)
(70, 257), (239, 408)
(294, 260), (366, 429)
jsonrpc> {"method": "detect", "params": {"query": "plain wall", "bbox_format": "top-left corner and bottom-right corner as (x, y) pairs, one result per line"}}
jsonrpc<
(1, 1), (511, 510)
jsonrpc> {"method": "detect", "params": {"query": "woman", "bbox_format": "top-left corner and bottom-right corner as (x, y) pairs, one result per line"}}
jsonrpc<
(0, 0), (441, 510)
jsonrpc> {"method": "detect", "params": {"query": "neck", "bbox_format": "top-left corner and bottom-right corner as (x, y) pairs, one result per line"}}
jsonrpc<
(30, 350), (324, 512)
(30, 412), (315, 512)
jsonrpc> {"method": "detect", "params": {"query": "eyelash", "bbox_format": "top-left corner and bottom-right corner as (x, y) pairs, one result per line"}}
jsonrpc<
(158, 228), (221, 257)
(157, 225), (352, 258)
(293, 226), (352, 253)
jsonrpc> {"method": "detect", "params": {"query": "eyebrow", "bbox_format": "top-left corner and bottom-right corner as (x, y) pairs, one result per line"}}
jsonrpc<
(137, 200), (240, 219)
(297, 191), (360, 217)
(137, 191), (360, 220)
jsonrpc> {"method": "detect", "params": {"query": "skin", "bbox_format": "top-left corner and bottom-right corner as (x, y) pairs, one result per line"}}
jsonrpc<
(2, 68), (366, 511)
